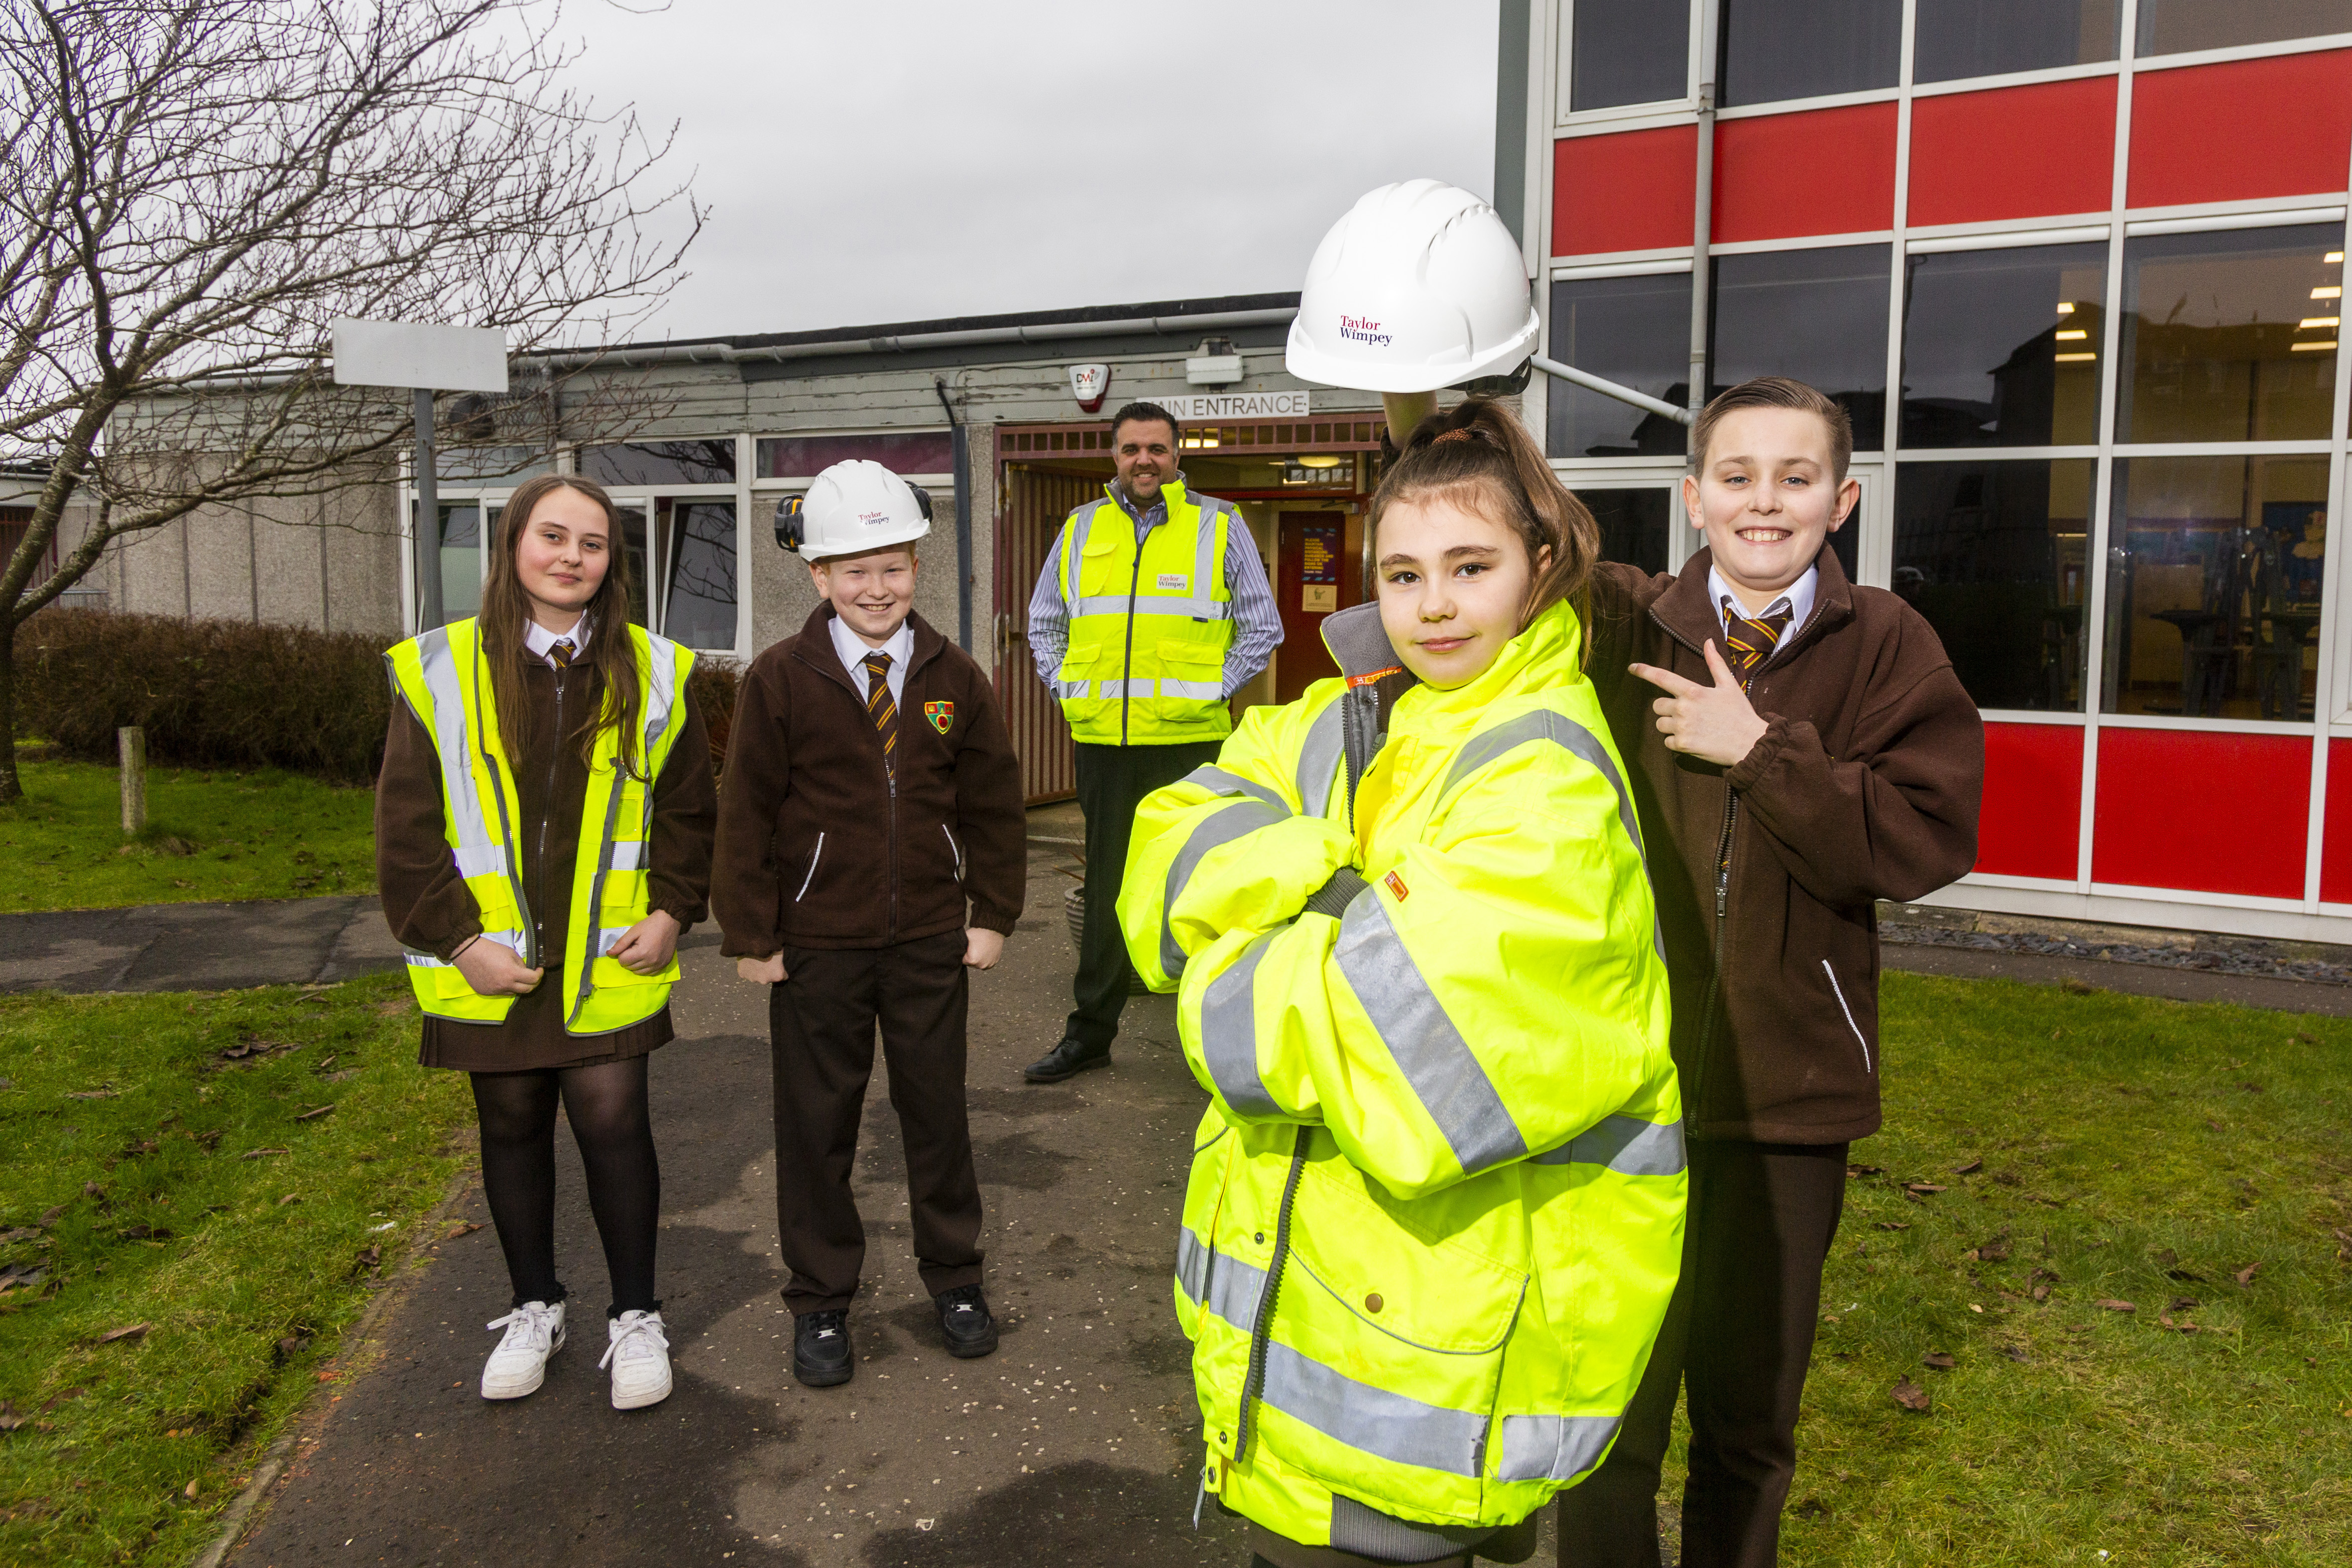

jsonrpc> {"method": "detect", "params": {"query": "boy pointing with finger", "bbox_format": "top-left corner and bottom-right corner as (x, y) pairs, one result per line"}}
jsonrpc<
(1560, 378), (1983, 1568)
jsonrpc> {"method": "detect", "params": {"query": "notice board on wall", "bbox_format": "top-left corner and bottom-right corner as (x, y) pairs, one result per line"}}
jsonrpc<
(1299, 519), (1341, 611)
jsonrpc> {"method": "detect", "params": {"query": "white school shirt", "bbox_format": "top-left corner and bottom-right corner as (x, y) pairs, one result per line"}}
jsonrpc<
(525, 615), (591, 669)
(829, 612), (913, 709)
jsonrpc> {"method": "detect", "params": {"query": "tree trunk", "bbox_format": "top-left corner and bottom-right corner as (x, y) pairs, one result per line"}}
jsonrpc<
(0, 625), (20, 805)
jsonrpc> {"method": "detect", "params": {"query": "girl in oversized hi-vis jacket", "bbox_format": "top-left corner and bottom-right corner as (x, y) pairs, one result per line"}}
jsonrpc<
(1119, 399), (1683, 1568)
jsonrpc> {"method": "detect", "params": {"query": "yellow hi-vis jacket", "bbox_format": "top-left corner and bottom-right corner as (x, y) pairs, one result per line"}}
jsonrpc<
(1050, 479), (1237, 746)
(1118, 598), (1683, 1552)
(384, 616), (696, 1034)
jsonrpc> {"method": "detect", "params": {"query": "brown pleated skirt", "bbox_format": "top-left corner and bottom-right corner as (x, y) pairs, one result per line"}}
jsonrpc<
(416, 968), (675, 1073)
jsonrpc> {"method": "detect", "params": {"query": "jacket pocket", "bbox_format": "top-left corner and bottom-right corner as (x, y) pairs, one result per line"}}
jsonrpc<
(1268, 1160), (1526, 1516)
(793, 833), (826, 903)
(1821, 957), (1874, 1074)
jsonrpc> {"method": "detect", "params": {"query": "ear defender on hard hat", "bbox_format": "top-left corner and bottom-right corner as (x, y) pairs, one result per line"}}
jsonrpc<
(774, 495), (807, 553)
(910, 484), (934, 524)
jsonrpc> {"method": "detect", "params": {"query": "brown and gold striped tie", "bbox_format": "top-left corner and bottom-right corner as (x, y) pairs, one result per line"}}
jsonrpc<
(1720, 597), (1793, 691)
(863, 650), (897, 783)
(548, 637), (576, 669)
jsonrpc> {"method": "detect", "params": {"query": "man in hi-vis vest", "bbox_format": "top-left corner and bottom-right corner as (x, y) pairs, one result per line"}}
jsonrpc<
(1023, 400), (1281, 1084)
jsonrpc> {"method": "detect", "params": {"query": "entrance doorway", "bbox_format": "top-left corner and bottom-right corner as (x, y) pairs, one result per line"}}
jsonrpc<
(1274, 510), (1362, 702)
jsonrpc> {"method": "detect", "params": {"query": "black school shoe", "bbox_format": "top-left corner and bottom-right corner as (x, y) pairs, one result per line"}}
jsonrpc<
(793, 1310), (853, 1388)
(1023, 1038), (1109, 1084)
(935, 1285), (998, 1358)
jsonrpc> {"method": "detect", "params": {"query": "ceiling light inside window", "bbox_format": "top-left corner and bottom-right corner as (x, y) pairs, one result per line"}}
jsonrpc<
(2055, 329), (2089, 341)
(2054, 352), (2097, 362)
(1294, 454), (1343, 469)
(2301, 317), (2341, 329)
(2315, 286), (2343, 300)
(2290, 341), (2337, 352)
(2328, 252), (2345, 264)
(2055, 301), (2075, 314)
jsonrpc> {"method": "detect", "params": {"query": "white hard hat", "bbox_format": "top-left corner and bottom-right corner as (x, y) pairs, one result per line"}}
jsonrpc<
(775, 458), (933, 559)
(1285, 179), (1539, 395)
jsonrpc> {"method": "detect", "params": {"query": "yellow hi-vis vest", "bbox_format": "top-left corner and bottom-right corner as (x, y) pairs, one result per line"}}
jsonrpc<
(1051, 479), (1237, 745)
(384, 616), (696, 1034)
(1117, 599), (1683, 1551)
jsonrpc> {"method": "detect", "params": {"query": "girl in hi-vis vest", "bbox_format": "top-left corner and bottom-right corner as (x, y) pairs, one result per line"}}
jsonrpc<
(1119, 400), (1683, 1568)
(377, 473), (715, 1411)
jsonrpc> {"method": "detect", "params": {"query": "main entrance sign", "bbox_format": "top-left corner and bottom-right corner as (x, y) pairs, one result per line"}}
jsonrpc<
(1159, 391), (1310, 419)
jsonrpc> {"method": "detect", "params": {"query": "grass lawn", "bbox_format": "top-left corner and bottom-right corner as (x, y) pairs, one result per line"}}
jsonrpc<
(0, 975), (471, 1567)
(0, 756), (376, 912)
(1753, 973), (2352, 1567)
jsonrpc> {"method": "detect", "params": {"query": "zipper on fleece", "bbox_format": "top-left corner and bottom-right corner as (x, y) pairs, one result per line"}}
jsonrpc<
(942, 823), (964, 882)
(528, 664), (567, 969)
(1231, 1124), (1313, 1465)
(1688, 785), (1739, 1123)
(794, 833), (826, 901)
(1822, 959), (1874, 1073)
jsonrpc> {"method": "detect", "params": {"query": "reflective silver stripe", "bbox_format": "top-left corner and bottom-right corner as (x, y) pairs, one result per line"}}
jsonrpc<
(607, 841), (648, 873)
(452, 845), (505, 879)
(402, 928), (528, 968)
(1529, 1115), (1686, 1176)
(412, 628), (499, 865)
(1052, 680), (1090, 700)
(1259, 1339), (1487, 1477)
(1437, 709), (1663, 962)
(1182, 765), (1289, 813)
(1192, 500), (1232, 619)
(1296, 700), (1345, 818)
(571, 754), (635, 1024)
(1157, 677), (1222, 701)
(794, 833), (826, 901)
(640, 633), (683, 762)
(1497, 1413), (1622, 1483)
(1162, 798), (1289, 981)
(1070, 592), (1222, 618)
(1061, 503), (1099, 609)
(1099, 678), (1153, 698)
(1201, 930), (1280, 1116)
(1175, 1226), (1267, 1333)
(591, 925), (640, 958)
(1333, 891), (1528, 1177)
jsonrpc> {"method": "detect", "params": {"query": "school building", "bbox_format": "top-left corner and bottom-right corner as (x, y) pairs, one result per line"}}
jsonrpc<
(77, 1), (2352, 945)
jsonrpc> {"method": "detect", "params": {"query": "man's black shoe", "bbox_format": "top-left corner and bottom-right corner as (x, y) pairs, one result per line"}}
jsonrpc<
(793, 1310), (853, 1388)
(935, 1284), (999, 1358)
(1024, 1038), (1110, 1084)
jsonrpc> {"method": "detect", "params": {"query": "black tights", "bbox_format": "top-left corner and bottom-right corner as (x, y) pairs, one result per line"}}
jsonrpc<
(470, 1058), (661, 1315)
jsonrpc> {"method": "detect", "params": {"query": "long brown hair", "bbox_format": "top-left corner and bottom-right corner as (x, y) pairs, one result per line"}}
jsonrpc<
(1368, 395), (1601, 645)
(479, 473), (648, 783)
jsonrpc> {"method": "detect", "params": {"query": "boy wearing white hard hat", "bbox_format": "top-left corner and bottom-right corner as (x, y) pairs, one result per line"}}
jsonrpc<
(711, 459), (1026, 1387)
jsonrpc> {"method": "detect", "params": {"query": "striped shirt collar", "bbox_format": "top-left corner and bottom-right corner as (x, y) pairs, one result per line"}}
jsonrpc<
(524, 614), (590, 668)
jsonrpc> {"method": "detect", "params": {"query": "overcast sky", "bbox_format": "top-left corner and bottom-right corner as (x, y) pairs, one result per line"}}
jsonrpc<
(556, 0), (1501, 341)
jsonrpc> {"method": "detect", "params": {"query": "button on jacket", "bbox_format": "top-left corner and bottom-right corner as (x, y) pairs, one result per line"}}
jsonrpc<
(1117, 600), (1683, 1549)
(1586, 546), (1983, 1144)
(712, 604), (1024, 956)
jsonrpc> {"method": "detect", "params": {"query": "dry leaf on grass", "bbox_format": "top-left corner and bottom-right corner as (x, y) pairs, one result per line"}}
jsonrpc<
(1891, 1377), (1931, 1412)
(1875, 1221), (1912, 1231)
(96, 1322), (150, 1344)
(1845, 1163), (1884, 1178)
(442, 1221), (482, 1240)
(1922, 1351), (1956, 1370)
(292, 1105), (334, 1122)
(0, 1401), (22, 1432)
(1952, 1158), (1984, 1175)
(2096, 1298), (2137, 1313)
(2235, 1261), (2261, 1287)
(239, 1147), (288, 1160)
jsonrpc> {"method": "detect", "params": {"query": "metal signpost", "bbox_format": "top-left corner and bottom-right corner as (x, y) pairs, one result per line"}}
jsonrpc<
(331, 318), (510, 633)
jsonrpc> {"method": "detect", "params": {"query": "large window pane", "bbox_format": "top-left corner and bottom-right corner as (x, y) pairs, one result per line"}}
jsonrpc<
(756, 431), (954, 479)
(2119, 226), (2343, 443)
(1914, 0), (2119, 83)
(437, 446), (546, 483)
(1711, 244), (1890, 451)
(1894, 460), (2092, 711)
(619, 504), (651, 627)
(2102, 455), (2331, 719)
(1578, 487), (1674, 574)
(1571, 0), (1689, 111)
(1548, 273), (1694, 458)
(581, 439), (738, 487)
(2137, 0), (2352, 56)
(659, 499), (738, 650)
(420, 502), (480, 622)
(1901, 243), (2108, 448)
(1721, 0), (1900, 107)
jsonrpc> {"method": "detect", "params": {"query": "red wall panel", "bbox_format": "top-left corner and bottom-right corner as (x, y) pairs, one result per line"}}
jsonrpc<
(1713, 103), (1898, 243)
(1977, 723), (2084, 880)
(1908, 77), (2117, 227)
(2319, 740), (2352, 904)
(2092, 729), (2312, 900)
(1552, 125), (1697, 257)
(2128, 50), (2352, 209)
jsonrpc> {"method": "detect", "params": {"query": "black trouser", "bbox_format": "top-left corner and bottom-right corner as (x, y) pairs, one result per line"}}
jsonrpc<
(1067, 737), (1224, 1049)
(769, 932), (983, 1314)
(1555, 1139), (1850, 1568)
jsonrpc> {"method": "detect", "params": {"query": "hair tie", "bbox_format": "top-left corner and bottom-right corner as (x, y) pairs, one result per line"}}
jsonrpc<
(1431, 428), (1476, 445)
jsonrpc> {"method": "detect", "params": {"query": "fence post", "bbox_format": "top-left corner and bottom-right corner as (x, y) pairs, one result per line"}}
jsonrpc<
(118, 725), (146, 835)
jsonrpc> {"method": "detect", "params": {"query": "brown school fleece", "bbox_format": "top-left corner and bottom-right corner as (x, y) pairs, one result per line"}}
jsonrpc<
(711, 604), (1025, 956)
(1586, 545), (1984, 1144)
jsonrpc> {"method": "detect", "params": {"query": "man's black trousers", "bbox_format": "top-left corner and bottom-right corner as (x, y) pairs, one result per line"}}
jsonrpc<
(768, 932), (983, 1314)
(1555, 1139), (1850, 1568)
(1065, 738), (1223, 1050)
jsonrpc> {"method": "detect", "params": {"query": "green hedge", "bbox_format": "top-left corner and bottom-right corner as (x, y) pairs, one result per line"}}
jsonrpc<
(12, 608), (738, 784)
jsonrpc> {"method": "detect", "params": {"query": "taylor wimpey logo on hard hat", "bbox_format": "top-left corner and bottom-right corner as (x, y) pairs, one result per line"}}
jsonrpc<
(1338, 314), (1392, 349)
(859, 509), (890, 528)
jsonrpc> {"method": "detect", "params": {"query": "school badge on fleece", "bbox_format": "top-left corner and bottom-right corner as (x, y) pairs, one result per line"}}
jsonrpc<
(924, 700), (954, 734)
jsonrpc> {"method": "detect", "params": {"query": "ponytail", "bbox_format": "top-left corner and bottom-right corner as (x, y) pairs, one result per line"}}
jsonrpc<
(1367, 396), (1600, 646)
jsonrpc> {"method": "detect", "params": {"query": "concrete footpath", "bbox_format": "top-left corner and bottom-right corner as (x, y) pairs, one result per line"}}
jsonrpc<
(0, 895), (404, 993)
(224, 849), (1284, 1568)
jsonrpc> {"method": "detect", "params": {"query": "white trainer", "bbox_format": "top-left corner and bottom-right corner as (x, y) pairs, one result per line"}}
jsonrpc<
(480, 1300), (566, 1400)
(600, 1308), (673, 1410)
